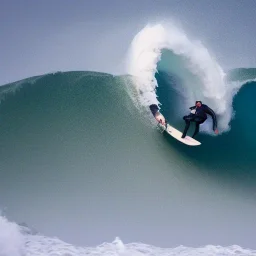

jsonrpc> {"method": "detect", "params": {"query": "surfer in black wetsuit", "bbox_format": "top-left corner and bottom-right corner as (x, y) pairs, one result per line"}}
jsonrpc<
(181, 100), (218, 138)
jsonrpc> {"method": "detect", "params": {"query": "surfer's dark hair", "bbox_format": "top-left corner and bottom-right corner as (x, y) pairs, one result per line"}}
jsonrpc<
(195, 100), (202, 104)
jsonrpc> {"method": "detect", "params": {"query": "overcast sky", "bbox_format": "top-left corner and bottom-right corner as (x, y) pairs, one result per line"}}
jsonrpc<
(1, 0), (256, 85)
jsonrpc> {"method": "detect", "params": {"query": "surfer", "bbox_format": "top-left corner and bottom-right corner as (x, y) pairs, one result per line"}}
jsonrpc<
(181, 101), (218, 138)
(149, 104), (166, 126)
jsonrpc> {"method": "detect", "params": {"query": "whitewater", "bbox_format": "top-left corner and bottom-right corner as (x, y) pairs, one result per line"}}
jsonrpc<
(1, 216), (255, 256)
(1, 23), (256, 256)
(126, 24), (245, 134)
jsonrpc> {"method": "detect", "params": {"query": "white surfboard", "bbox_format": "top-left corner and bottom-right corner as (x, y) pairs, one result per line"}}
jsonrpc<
(165, 123), (201, 146)
(150, 106), (201, 146)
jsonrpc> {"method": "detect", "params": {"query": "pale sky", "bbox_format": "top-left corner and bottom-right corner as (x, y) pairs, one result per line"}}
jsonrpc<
(1, 0), (256, 85)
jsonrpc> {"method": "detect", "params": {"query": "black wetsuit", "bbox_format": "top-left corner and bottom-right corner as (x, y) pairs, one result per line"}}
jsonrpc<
(149, 104), (159, 116)
(182, 104), (217, 138)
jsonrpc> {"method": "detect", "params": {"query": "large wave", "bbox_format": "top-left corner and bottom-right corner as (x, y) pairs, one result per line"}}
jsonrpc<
(126, 24), (243, 134)
(0, 72), (256, 256)
(1, 24), (256, 256)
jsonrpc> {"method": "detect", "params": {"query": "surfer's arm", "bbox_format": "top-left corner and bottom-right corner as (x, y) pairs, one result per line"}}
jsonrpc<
(205, 107), (217, 131)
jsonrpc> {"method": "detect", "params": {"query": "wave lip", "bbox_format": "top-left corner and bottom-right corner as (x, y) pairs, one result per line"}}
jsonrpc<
(126, 23), (241, 134)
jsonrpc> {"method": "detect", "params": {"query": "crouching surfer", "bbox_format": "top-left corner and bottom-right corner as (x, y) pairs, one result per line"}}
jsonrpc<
(149, 104), (166, 126)
(181, 100), (219, 138)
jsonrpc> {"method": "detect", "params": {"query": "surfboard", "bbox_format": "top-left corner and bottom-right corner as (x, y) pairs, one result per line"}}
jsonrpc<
(149, 104), (201, 146)
(164, 123), (201, 146)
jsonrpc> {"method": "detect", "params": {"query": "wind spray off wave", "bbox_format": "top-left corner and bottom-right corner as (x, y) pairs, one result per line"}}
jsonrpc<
(126, 24), (240, 133)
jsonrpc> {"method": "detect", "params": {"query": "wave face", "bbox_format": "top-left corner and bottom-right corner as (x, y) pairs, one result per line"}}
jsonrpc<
(0, 71), (256, 255)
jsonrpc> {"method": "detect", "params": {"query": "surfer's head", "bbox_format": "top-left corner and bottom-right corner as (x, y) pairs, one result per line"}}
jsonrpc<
(195, 100), (202, 107)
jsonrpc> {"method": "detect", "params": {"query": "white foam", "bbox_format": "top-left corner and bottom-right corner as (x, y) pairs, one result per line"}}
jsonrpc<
(10, 234), (256, 256)
(126, 23), (243, 134)
(0, 216), (25, 256)
(0, 215), (255, 256)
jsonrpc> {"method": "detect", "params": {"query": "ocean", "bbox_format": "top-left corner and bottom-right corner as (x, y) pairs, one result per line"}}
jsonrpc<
(0, 24), (256, 256)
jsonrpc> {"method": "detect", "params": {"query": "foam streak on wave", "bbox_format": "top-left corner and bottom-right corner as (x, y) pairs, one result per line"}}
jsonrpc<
(126, 24), (241, 133)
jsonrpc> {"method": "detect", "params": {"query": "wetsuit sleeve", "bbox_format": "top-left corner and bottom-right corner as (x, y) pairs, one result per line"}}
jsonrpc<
(205, 106), (217, 130)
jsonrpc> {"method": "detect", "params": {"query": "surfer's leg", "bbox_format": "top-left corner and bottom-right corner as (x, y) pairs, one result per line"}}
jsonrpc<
(192, 118), (206, 138)
(181, 116), (192, 138)
(192, 123), (200, 138)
